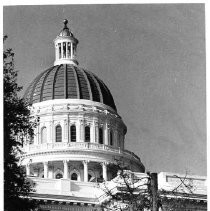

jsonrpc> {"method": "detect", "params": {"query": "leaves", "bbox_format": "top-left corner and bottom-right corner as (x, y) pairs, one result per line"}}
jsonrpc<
(4, 36), (37, 211)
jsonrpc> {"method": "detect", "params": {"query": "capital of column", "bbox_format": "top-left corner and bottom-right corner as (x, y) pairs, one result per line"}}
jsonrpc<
(82, 160), (89, 165)
(63, 160), (69, 164)
(100, 162), (109, 167)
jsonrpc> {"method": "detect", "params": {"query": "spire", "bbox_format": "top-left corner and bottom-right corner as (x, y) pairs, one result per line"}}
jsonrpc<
(63, 19), (68, 28)
(54, 19), (79, 66)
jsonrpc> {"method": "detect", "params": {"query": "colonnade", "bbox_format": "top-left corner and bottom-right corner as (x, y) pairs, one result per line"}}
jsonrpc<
(55, 42), (75, 60)
(26, 160), (108, 182)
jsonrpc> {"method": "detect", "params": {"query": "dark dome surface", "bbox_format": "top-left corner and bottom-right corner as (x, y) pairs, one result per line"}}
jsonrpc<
(24, 64), (117, 111)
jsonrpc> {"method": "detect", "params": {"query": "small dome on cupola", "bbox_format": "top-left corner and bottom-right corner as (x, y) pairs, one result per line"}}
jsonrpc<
(59, 19), (74, 37)
(54, 19), (79, 66)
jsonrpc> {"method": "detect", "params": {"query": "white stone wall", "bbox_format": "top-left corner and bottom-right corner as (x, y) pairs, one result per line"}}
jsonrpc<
(31, 99), (126, 148)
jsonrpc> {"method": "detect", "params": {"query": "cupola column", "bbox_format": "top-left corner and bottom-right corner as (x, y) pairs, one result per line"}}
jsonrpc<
(43, 162), (48, 178)
(71, 43), (73, 59)
(61, 42), (64, 59)
(83, 160), (89, 182)
(55, 44), (59, 61)
(63, 160), (69, 179)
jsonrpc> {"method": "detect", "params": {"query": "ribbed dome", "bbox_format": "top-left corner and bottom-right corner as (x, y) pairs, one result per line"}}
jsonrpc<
(24, 64), (117, 111)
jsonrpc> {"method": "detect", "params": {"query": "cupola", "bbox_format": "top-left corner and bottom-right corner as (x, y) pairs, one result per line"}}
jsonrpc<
(54, 19), (79, 66)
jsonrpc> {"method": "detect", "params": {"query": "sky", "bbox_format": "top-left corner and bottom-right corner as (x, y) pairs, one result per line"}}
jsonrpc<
(3, 4), (206, 175)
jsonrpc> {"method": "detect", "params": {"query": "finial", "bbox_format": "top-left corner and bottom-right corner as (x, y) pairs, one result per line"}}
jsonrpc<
(63, 19), (68, 28)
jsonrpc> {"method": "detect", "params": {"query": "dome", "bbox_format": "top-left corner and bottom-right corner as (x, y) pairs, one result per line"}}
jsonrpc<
(58, 22), (75, 38)
(24, 64), (117, 111)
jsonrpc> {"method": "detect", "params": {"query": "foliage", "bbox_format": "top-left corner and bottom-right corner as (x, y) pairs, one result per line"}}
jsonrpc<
(4, 35), (37, 211)
(99, 161), (196, 211)
(158, 174), (195, 211)
(99, 161), (153, 211)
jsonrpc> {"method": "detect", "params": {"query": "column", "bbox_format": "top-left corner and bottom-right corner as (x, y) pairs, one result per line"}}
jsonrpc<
(91, 120), (96, 143)
(83, 161), (89, 182)
(64, 119), (68, 142)
(63, 160), (68, 179)
(80, 119), (84, 142)
(104, 122), (109, 145)
(65, 42), (68, 58)
(76, 120), (80, 142)
(26, 164), (30, 176)
(61, 42), (64, 58)
(71, 43), (73, 58)
(102, 162), (108, 181)
(48, 121), (52, 143)
(52, 119), (55, 143)
(55, 44), (59, 61)
(37, 124), (40, 144)
(95, 122), (99, 143)
(43, 162), (48, 178)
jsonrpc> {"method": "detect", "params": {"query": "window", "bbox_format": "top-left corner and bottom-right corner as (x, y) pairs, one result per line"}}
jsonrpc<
(56, 125), (62, 142)
(55, 173), (63, 179)
(99, 128), (103, 144)
(58, 43), (61, 59)
(71, 125), (76, 142)
(73, 44), (76, 55)
(85, 126), (90, 142)
(110, 130), (113, 146)
(67, 42), (71, 58)
(71, 173), (78, 181)
(41, 127), (47, 144)
(63, 42), (66, 58)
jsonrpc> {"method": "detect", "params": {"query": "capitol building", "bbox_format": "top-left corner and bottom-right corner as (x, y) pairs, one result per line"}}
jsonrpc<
(21, 20), (207, 211)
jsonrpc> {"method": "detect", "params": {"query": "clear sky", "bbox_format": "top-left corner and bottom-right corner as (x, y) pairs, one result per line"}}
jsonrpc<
(3, 4), (206, 175)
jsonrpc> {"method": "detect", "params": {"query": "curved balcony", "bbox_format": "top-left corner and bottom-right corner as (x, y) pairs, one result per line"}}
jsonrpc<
(22, 142), (141, 162)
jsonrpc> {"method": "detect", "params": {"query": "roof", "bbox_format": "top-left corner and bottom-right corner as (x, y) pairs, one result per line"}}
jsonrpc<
(24, 64), (117, 111)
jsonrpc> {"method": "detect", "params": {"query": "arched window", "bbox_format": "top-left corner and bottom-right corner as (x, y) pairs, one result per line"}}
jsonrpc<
(67, 42), (71, 58)
(58, 43), (61, 59)
(71, 173), (78, 181)
(63, 42), (66, 58)
(99, 128), (103, 144)
(56, 173), (63, 179)
(71, 125), (76, 142)
(41, 127), (47, 144)
(56, 125), (62, 142)
(85, 126), (90, 142)
(110, 130), (113, 146)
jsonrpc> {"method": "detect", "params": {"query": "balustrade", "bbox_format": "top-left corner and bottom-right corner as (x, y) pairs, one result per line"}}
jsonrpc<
(23, 142), (140, 162)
